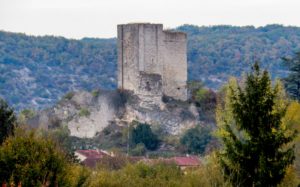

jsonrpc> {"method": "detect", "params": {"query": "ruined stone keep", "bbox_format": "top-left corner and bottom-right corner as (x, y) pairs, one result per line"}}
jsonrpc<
(117, 23), (188, 101)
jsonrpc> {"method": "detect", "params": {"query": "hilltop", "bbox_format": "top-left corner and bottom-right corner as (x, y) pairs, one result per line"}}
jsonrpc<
(1, 24), (300, 111)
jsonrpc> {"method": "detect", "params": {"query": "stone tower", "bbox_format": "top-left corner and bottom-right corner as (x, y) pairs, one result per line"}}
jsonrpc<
(117, 23), (187, 101)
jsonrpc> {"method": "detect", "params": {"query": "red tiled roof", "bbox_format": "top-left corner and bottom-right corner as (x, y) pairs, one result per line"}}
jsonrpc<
(172, 156), (201, 166)
(76, 149), (108, 159)
(76, 149), (111, 168)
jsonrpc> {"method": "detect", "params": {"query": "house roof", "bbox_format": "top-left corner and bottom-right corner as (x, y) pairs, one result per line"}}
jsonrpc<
(75, 149), (111, 168)
(76, 149), (109, 159)
(172, 156), (201, 166)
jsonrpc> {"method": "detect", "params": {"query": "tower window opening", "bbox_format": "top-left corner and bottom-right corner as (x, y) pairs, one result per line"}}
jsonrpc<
(146, 81), (151, 91)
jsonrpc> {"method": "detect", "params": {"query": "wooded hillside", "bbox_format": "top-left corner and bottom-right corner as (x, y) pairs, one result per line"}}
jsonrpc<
(1, 24), (300, 110)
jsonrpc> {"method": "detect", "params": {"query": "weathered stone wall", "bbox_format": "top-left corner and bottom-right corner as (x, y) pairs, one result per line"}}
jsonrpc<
(138, 24), (163, 75)
(26, 24), (190, 139)
(117, 23), (187, 101)
(138, 72), (162, 96)
(162, 31), (188, 100)
(117, 24), (140, 92)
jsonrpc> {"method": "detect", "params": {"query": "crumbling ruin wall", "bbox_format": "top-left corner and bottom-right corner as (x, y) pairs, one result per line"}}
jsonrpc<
(162, 31), (188, 101)
(117, 24), (140, 92)
(117, 23), (187, 101)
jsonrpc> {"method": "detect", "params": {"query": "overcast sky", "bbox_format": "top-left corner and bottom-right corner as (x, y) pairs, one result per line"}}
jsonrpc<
(0, 0), (300, 39)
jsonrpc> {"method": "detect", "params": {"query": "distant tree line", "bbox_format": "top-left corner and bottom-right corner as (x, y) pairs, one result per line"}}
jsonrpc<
(2, 24), (300, 110)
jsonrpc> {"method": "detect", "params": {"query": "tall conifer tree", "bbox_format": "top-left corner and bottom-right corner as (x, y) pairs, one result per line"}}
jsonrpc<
(218, 62), (296, 186)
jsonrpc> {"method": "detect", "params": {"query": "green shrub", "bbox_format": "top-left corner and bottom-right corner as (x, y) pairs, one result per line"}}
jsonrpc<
(130, 122), (160, 151)
(64, 92), (75, 100)
(91, 89), (100, 97)
(180, 125), (212, 155)
(130, 143), (146, 156)
(0, 129), (68, 186)
(79, 108), (90, 117)
(88, 162), (182, 187)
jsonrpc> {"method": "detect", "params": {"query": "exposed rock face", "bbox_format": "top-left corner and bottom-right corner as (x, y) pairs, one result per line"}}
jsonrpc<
(122, 94), (197, 135)
(26, 23), (194, 138)
(27, 90), (199, 138)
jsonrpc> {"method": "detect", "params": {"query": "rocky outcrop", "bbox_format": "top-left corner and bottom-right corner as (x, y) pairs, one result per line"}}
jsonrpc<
(27, 90), (199, 138)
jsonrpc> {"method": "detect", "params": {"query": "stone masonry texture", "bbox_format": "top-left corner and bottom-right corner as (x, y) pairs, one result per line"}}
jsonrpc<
(117, 23), (187, 101)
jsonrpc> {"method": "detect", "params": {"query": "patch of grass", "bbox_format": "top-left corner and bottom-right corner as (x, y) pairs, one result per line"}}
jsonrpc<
(91, 89), (100, 97)
(20, 109), (35, 119)
(18, 109), (36, 124)
(79, 108), (90, 117)
(63, 92), (75, 100)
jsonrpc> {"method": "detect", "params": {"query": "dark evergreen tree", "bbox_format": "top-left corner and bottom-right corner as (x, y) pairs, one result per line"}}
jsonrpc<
(283, 52), (300, 101)
(0, 98), (16, 144)
(218, 62), (296, 187)
(130, 123), (160, 151)
(180, 125), (212, 154)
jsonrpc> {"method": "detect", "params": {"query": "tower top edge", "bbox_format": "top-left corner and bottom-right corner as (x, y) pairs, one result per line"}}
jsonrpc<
(117, 23), (163, 27)
(163, 30), (187, 36)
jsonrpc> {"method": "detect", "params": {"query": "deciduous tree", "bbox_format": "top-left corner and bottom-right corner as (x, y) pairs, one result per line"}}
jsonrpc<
(0, 129), (68, 186)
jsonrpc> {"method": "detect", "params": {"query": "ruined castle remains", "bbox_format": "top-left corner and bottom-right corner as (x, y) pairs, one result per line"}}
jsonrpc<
(27, 24), (197, 138)
(117, 23), (187, 101)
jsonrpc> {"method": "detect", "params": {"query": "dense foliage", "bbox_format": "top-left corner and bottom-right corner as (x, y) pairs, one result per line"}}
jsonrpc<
(0, 98), (16, 144)
(188, 81), (217, 123)
(217, 63), (296, 186)
(0, 130), (69, 186)
(86, 153), (230, 187)
(0, 85), (299, 186)
(178, 24), (300, 88)
(130, 122), (160, 151)
(0, 31), (117, 110)
(282, 52), (300, 101)
(2, 24), (300, 111)
(180, 125), (212, 155)
(283, 101), (300, 178)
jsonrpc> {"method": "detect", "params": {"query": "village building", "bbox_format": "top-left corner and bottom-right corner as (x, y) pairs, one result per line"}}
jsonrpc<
(75, 149), (112, 168)
(171, 156), (201, 170)
(75, 149), (201, 170)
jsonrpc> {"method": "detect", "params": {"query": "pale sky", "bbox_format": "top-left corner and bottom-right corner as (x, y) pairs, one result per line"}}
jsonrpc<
(0, 0), (300, 39)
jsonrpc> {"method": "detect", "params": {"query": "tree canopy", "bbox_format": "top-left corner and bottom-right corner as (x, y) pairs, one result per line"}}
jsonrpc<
(2, 24), (300, 111)
(217, 63), (296, 186)
(0, 129), (69, 186)
(0, 98), (16, 144)
(283, 52), (300, 101)
(180, 125), (212, 155)
(130, 122), (160, 151)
